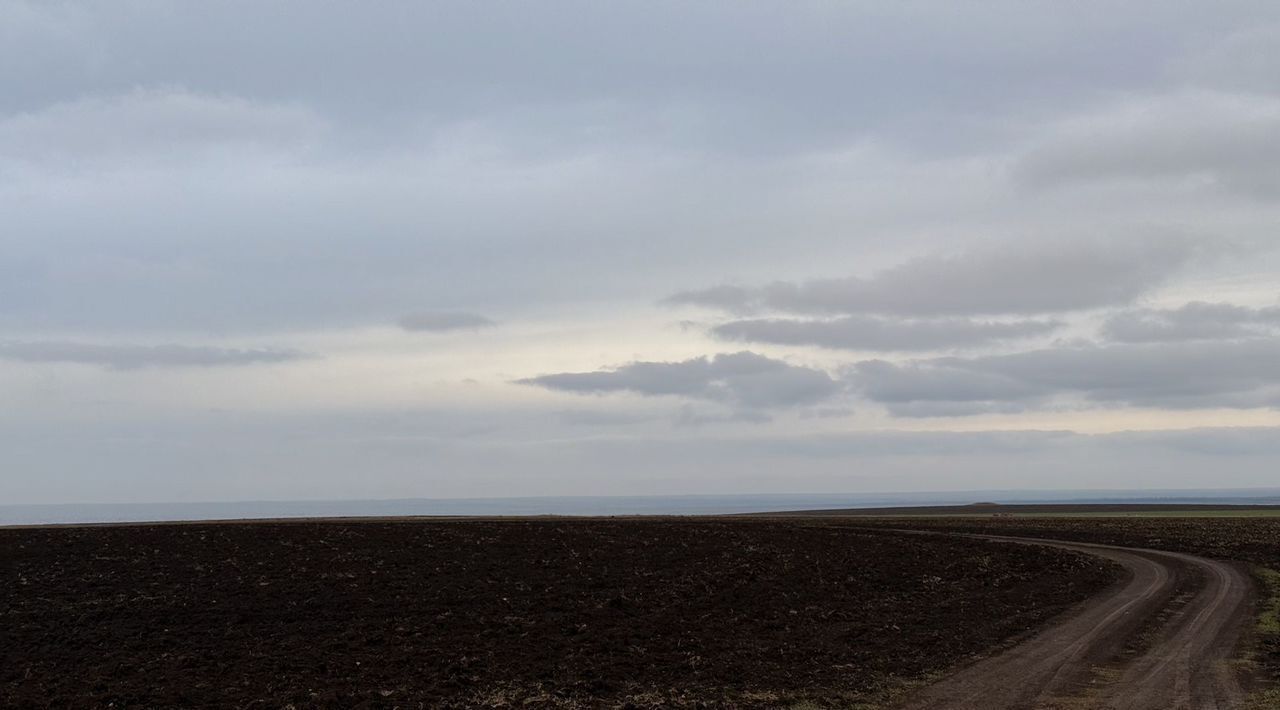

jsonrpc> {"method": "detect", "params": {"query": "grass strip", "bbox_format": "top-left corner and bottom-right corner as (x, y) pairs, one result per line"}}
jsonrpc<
(1243, 567), (1280, 709)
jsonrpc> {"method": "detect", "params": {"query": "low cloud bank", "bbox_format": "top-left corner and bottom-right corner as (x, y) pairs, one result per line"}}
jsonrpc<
(0, 341), (308, 370)
(518, 351), (841, 409)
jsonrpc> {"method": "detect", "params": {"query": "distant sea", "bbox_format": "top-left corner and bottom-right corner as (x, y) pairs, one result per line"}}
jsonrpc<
(4, 488), (1280, 526)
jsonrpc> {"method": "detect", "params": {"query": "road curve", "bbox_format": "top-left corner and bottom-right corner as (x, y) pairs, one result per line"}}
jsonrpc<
(894, 535), (1252, 710)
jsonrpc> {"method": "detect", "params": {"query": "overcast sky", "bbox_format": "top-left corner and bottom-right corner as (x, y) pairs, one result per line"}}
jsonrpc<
(5, 1), (1280, 504)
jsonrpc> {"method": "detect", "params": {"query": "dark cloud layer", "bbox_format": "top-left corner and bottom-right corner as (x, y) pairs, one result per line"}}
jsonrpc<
(0, 341), (306, 370)
(850, 338), (1280, 416)
(712, 315), (1061, 351)
(1102, 301), (1280, 342)
(518, 351), (840, 408)
(850, 359), (1046, 417)
(667, 240), (1197, 317)
(1015, 90), (1280, 197)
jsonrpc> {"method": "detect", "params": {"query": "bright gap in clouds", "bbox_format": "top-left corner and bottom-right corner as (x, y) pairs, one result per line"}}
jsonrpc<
(3, 1), (1280, 504)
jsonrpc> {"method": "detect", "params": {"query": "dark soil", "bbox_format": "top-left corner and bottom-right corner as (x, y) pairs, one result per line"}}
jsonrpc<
(831, 516), (1280, 574)
(1, 519), (1116, 708)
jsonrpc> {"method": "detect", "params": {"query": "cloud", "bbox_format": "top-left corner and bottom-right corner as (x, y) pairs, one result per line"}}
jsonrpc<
(1106, 426), (1280, 456)
(714, 426), (1280, 459)
(674, 405), (774, 427)
(1101, 301), (1280, 342)
(0, 88), (324, 163)
(666, 285), (758, 315)
(398, 311), (496, 332)
(850, 358), (1046, 417)
(711, 315), (1061, 351)
(666, 239), (1197, 317)
(849, 339), (1280, 416)
(1178, 25), (1280, 94)
(1015, 90), (1280, 196)
(517, 351), (841, 408)
(555, 409), (659, 427)
(0, 341), (308, 370)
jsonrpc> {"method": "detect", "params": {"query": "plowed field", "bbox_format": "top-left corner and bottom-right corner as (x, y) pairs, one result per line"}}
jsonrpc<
(1, 519), (1115, 708)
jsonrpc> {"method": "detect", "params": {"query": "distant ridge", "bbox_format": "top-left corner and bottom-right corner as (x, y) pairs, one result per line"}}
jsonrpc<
(749, 503), (1280, 517)
(5, 489), (1280, 525)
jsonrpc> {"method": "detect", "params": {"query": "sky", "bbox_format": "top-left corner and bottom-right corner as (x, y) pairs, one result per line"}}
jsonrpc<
(4, 1), (1280, 504)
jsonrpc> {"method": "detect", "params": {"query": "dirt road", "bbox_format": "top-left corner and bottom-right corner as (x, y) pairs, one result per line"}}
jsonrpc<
(895, 535), (1253, 710)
